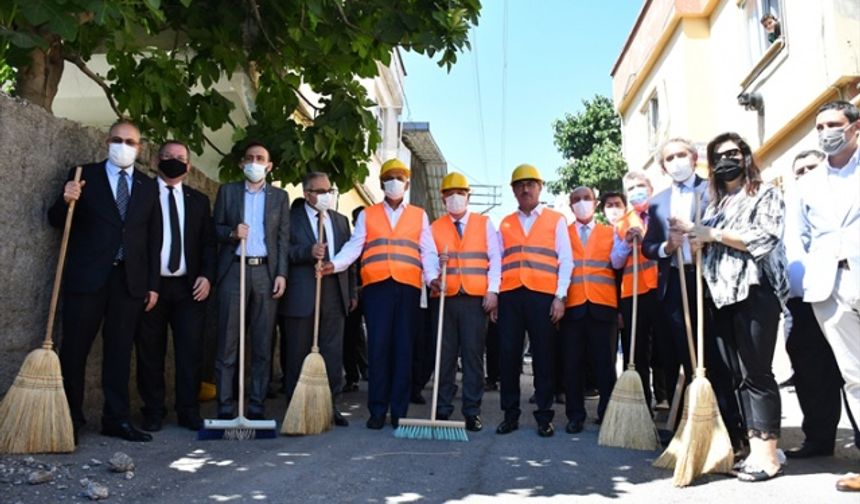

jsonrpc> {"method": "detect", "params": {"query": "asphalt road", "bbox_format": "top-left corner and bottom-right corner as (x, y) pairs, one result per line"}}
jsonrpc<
(1, 364), (859, 503)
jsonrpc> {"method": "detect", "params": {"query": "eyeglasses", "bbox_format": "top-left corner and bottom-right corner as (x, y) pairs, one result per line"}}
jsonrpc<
(714, 148), (743, 161)
(109, 136), (140, 147)
(307, 188), (337, 195)
(160, 155), (188, 163)
(794, 164), (818, 177)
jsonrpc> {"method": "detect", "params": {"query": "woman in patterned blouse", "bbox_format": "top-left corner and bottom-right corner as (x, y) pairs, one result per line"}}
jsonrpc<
(675, 132), (788, 482)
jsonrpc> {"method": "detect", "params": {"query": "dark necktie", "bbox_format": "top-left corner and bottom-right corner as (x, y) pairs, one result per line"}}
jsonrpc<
(455, 220), (463, 237)
(115, 171), (130, 260)
(579, 225), (590, 246)
(167, 186), (181, 273)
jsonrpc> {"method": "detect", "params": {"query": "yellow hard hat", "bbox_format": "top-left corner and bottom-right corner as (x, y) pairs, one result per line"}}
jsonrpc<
(510, 163), (542, 184)
(441, 172), (470, 192)
(380, 158), (410, 178)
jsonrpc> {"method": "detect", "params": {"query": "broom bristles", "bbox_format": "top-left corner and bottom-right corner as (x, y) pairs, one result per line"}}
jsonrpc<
(671, 375), (734, 487)
(281, 352), (333, 435)
(598, 369), (661, 451)
(653, 389), (690, 469)
(0, 348), (74, 454)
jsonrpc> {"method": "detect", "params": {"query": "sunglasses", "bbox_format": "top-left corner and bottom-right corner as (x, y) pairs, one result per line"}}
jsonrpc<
(714, 148), (743, 161)
(108, 136), (140, 147)
(307, 188), (337, 195)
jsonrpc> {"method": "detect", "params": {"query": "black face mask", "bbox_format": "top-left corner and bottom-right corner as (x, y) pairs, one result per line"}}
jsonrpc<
(159, 158), (188, 179)
(713, 158), (744, 182)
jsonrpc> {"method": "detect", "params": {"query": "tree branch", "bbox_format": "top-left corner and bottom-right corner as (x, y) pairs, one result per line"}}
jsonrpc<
(63, 53), (122, 119)
(246, 0), (278, 51)
(203, 133), (227, 157)
(334, 1), (360, 31)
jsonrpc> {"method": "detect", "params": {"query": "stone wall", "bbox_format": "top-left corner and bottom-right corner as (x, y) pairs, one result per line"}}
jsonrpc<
(0, 93), (221, 419)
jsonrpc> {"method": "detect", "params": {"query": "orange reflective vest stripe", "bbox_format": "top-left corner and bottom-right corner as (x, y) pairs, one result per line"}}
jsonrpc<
(567, 222), (617, 308)
(499, 209), (562, 295)
(615, 209), (658, 298)
(360, 203), (424, 289)
(431, 213), (490, 297)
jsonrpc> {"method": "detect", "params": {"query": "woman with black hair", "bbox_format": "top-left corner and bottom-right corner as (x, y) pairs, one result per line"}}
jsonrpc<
(673, 131), (788, 482)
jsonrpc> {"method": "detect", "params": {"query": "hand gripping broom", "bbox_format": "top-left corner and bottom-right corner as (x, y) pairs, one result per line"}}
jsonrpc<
(282, 211), (333, 435)
(199, 238), (277, 439)
(598, 236), (661, 450)
(395, 247), (468, 442)
(670, 195), (734, 486)
(0, 167), (81, 454)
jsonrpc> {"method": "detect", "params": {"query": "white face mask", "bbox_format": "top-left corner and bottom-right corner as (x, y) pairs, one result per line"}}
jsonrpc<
(665, 157), (694, 183)
(243, 163), (267, 183)
(383, 179), (406, 199)
(108, 142), (138, 168)
(314, 192), (334, 213)
(604, 207), (624, 225)
(572, 200), (595, 221)
(444, 194), (468, 215)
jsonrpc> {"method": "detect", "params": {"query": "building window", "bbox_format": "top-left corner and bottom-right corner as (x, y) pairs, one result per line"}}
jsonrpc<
(744, 0), (783, 63)
(647, 94), (659, 149)
(375, 107), (385, 158)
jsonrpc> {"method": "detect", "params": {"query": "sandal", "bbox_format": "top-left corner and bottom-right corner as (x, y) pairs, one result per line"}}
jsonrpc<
(737, 464), (784, 482)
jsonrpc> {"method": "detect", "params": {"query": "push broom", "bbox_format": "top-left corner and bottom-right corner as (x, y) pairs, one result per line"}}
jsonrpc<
(598, 236), (661, 450)
(282, 211), (333, 435)
(670, 196), (734, 486)
(395, 247), (468, 442)
(199, 238), (277, 440)
(0, 167), (81, 454)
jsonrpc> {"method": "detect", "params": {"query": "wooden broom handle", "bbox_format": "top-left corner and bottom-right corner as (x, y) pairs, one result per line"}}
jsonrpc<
(627, 236), (639, 368)
(238, 238), (247, 418)
(312, 211), (324, 351)
(43, 166), (82, 349)
(676, 248), (697, 370)
(694, 193), (704, 374)
(429, 246), (448, 423)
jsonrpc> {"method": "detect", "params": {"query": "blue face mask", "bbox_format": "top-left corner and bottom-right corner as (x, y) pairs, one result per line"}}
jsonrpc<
(627, 187), (649, 208)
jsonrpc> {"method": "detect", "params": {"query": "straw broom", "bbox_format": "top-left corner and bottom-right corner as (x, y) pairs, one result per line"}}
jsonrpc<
(671, 196), (734, 487)
(282, 211), (333, 435)
(395, 247), (468, 442)
(0, 167), (82, 454)
(598, 236), (660, 450)
(653, 248), (699, 469)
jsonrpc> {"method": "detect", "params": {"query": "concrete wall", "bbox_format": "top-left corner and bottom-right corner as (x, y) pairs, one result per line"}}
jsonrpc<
(0, 93), (220, 419)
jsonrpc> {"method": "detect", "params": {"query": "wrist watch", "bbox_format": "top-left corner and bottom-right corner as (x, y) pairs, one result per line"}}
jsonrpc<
(555, 295), (567, 303)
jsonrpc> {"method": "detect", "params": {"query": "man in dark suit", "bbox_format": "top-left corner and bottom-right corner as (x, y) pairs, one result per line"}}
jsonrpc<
(213, 142), (289, 420)
(642, 138), (742, 443)
(134, 140), (216, 432)
(279, 172), (355, 426)
(48, 120), (162, 443)
(342, 206), (368, 392)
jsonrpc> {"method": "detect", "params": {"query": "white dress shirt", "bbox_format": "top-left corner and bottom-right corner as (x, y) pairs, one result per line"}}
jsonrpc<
(305, 202), (336, 259)
(449, 211), (502, 294)
(331, 200), (440, 284)
(658, 175), (695, 264)
(158, 178), (187, 276)
(105, 160), (134, 199)
(512, 205), (574, 298)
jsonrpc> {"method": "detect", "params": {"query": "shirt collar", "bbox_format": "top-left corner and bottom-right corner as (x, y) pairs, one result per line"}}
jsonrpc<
(517, 204), (544, 219)
(245, 181), (266, 194)
(106, 160), (134, 178)
(825, 145), (860, 174)
(383, 199), (407, 212)
(305, 201), (326, 219)
(449, 211), (470, 225)
(675, 175), (696, 190)
(157, 177), (182, 193)
(575, 219), (594, 231)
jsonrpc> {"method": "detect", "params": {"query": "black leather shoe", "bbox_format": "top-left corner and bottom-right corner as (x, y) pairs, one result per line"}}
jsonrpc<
(366, 415), (385, 430)
(555, 393), (566, 404)
(785, 444), (833, 459)
(565, 420), (584, 434)
(538, 422), (554, 437)
(141, 417), (162, 432)
(528, 394), (536, 404)
(465, 415), (483, 432)
(435, 412), (450, 421)
(333, 409), (349, 427)
(484, 380), (498, 392)
(343, 382), (359, 392)
(217, 412), (234, 420)
(178, 416), (204, 431)
(496, 419), (519, 435)
(410, 392), (427, 405)
(101, 421), (153, 442)
(246, 411), (266, 421)
(390, 416), (400, 428)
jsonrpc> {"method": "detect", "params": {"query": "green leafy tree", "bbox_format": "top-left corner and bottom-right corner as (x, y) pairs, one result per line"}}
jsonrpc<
(0, 0), (481, 188)
(548, 94), (627, 196)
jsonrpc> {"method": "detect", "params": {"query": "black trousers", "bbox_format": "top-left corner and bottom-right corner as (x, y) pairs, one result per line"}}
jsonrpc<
(619, 290), (669, 411)
(662, 267), (744, 439)
(485, 321), (500, 383)
(713, 283), (781, 438)
(60, 263), (144, 428)
(498, 288), (557, 424)
(785, 297), (843, 447)
(135, 276), (205, 421)
(561, 308), (616, 423)
(343, 299), (368, 384)
(411, 303), (436, 396)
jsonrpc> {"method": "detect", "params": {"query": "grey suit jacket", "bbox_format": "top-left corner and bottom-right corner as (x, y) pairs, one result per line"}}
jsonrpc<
(213, 181), (290, 284)
(642, 175), (709, 300)
(281, 198), (356, 318)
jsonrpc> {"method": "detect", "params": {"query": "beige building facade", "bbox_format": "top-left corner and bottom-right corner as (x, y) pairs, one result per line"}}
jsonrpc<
(611, 0), (860, 187)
